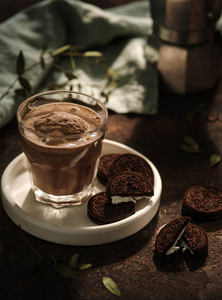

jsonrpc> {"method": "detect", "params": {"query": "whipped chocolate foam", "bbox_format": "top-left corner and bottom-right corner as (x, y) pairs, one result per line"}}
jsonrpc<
(34, 112), (88, 135)
(23, 102), (102, 147)
(21, 102), (105, 197)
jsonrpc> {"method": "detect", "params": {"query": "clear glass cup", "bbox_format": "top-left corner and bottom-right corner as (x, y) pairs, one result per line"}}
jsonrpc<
(17, 90), (108, 208)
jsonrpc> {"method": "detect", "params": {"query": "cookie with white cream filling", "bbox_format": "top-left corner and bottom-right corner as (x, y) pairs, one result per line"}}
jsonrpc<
(87, 192), (135, 225)
(106, 172), (153, 204)
(181, 223), (208, 255)
(155, 217), (208, 257)
(155, 217), (191, 256)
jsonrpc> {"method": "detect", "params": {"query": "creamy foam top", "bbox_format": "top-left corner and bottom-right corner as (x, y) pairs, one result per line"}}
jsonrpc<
(23, 102), (102, 147)
(34, 112), (88, 135)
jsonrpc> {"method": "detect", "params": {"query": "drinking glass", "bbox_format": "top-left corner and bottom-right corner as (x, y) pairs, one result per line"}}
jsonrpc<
(17, 90), (108, 208)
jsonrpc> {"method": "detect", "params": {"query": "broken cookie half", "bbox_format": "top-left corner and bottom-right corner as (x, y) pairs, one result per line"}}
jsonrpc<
(155, 217), (208, 257)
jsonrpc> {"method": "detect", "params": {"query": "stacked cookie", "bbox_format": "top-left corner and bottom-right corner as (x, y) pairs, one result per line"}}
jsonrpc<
(87, 153), (154, 225)
(154, 185), (222, 257)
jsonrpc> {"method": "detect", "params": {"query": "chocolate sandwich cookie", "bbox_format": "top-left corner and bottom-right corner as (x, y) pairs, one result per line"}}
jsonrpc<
(108, 153), (154, 185)
(154, 217), (191, 256)
(182, 185), (222, 221)
(181, 223), (208, 256)
(106, 172), (154, 204)
(97, 153), (120, 184)
(87, 192), (135, 225)
(155, 217), (208, 257)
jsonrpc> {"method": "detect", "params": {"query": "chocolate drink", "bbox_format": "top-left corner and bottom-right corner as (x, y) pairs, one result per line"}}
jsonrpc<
(20, 101), (105, 203)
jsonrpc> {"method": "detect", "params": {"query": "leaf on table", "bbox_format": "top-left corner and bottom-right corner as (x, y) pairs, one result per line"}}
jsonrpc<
(55, 264), (79, 279)
(102, 277), (121, 297)
(210, 154), (221, 167)
(69, 253), (79, 269)
(78, 263), (92, 270)
(186, 102), (219, 124)
(186, 102), (207, 124)
(179, 135), (201, 153)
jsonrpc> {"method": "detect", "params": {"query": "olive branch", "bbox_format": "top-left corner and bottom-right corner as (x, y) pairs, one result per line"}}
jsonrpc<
(19, 225), (121, 296)
(0, 44), (118, 103)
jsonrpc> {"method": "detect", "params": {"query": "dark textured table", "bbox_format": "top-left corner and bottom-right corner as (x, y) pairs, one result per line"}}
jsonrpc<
(0, 1), (222, 300)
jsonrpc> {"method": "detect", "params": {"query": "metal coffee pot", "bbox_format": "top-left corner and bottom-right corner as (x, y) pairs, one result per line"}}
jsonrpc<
(148, 0), (222, 94)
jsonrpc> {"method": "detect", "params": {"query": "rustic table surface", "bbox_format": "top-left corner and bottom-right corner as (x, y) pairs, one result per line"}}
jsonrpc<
(0, 1), (222, 299)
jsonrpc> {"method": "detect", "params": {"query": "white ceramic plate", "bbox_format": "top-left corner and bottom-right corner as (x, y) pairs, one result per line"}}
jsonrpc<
(1, 139), (162, 246)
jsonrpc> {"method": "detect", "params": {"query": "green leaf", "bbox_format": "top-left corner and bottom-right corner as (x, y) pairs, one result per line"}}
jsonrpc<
(79, 263), (92, 270)
(51, 45), (71, 57)
(83, 51), (103, 57)
(102, 277), (121, 297)
(183, 135), (200, 150)
(18, 76), (31, 93)
(186, 102), (218, 124)
(180, 135), (201, 153)
(179, 144), (201, 153)
(16, 51), (25, 75)
(186, 102), (208, 124)
(210, 154), (221, 167)
(70, 56), (76, 71)
(55, 264), (79, 279)
(69, 253), (79, 269)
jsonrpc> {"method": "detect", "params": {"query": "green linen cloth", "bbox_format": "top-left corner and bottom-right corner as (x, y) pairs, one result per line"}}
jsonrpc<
(0, 0), (157, 129)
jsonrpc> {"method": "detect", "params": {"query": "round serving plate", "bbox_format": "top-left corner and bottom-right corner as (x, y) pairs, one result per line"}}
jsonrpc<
(1, 139), (162, 246)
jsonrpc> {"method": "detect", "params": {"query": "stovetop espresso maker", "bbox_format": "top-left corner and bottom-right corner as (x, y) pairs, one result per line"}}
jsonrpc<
(148, 0), (222, 94)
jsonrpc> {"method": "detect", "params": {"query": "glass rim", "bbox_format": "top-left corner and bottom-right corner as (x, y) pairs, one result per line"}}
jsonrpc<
(17, 90), (108, 139)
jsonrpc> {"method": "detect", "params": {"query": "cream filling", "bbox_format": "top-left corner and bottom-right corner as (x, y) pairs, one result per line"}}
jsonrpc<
(166, 227), (187, 255)
(111, 195), (151, 204)
(180, 239), (194, 254)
